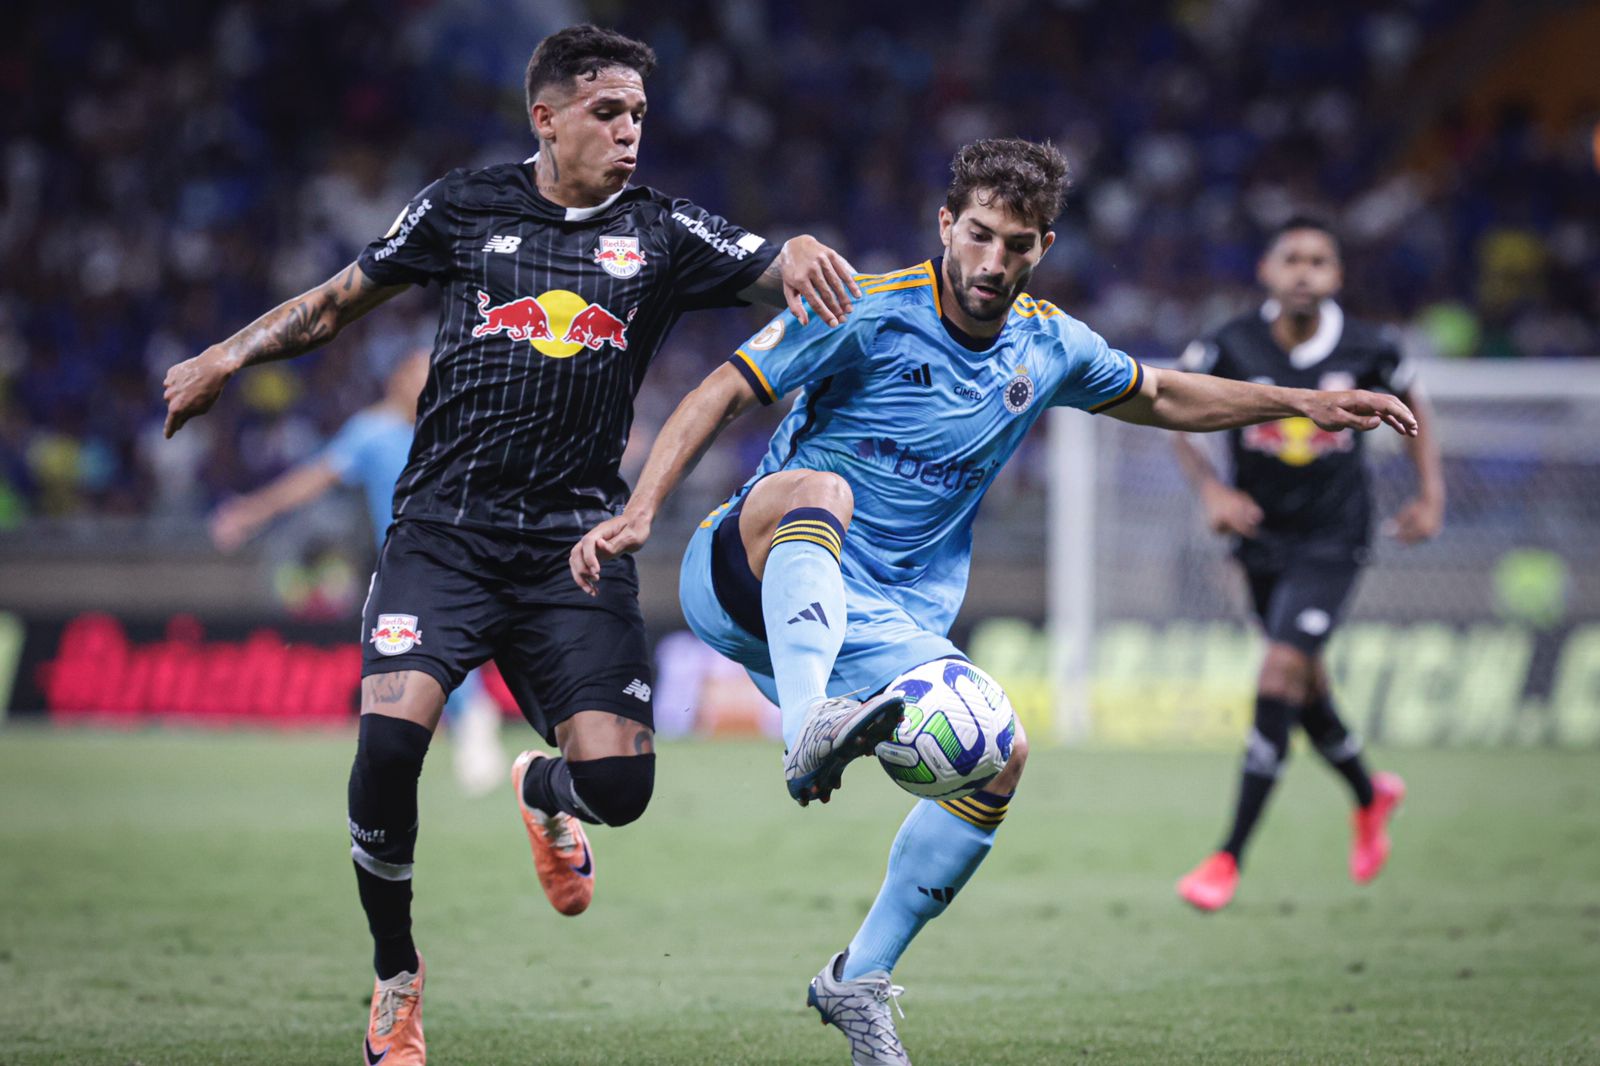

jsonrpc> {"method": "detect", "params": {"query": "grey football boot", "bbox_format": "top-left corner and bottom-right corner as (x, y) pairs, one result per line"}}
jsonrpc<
(807, 951), (911, 1065)
(783, 693), (905, 806)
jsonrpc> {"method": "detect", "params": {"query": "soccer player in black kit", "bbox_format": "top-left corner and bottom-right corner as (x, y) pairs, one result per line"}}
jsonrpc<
(162, 26), (860, 1063)
(1172, 217), (1445, 912)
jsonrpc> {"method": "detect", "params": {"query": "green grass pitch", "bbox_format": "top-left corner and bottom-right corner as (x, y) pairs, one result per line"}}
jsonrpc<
(1, 729), (1597, 1064)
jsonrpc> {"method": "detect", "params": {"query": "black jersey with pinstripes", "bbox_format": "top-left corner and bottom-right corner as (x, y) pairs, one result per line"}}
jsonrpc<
(356, 160), (778, 541)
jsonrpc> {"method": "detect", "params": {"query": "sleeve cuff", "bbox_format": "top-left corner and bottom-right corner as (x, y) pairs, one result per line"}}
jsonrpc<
(1088, 359), (1145, 414)
(729, 350), (776, 405)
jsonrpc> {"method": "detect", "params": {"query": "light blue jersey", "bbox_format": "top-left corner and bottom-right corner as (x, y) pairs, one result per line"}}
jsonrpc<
(682, 258), (1143, 700)
(320, 408), (414, 549)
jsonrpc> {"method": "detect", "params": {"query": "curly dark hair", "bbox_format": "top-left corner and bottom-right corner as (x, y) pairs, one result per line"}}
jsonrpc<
(525, 25), (657, 124)
(945, 139), (1070, 233)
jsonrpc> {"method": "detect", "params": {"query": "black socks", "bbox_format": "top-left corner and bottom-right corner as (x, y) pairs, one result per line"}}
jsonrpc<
(348, 713), (431, 979)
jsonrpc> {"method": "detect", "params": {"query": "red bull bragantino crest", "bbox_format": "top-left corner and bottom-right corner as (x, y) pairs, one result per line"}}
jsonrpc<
(471, 289), (634, 356)
(593, 235), (646, 278)
(370, 613), (422, 656)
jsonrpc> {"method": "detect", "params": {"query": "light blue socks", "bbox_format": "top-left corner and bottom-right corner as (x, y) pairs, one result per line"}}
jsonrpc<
(760, 507), (848, 749)
(842, 790), (1011, 979)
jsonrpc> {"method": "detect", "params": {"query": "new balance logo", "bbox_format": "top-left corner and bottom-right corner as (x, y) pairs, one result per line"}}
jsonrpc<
(917, 884), (959, 903)
(787, 601), (830, 628)
(900, 362), (933, 387)
(623, 679), (652, 702)
(483, 234), (522, 254)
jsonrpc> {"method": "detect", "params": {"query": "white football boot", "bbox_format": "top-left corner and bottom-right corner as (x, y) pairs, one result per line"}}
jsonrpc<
(806, 951), (911, 1066)
(783, 693), (905, 806)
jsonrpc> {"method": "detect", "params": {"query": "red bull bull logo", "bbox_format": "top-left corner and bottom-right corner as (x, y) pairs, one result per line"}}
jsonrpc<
(471, 289), (634, 358)
(1242, 418), (1353, 467)
(593, 235), (646, 279)
(370, 613), (422, 656)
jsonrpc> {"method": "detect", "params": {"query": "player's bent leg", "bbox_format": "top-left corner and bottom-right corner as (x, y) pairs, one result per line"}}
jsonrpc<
(1301, 656), (1374, 806)
(513, 711), (656, 915)
(1178, 644), (1307, 912)
(743, 472), (904, 805)
(351, 671), (444, 1065)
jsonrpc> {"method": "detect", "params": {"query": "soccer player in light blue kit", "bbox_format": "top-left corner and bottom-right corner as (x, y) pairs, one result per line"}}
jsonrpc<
(211, 348), (506, 794)
(571, 140), (1417, 1065)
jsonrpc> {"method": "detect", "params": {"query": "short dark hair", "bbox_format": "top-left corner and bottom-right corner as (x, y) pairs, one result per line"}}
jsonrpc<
(945, 139), (1070, 233)
(1267, 214), (1341, 256)
(525, 25), (656, 123)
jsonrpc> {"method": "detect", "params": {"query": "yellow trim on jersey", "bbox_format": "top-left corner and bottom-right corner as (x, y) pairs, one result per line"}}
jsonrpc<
(733, 349), (776, 403)
(853, 260), (942, 315)
(862, 277), (932, 295)
(1087, 359), (1146, 414)
(1013, 293), (1063, 320)
(854, 264), (928, 285)
(773, 519), (842, 553)
(769, 531), (842, 560)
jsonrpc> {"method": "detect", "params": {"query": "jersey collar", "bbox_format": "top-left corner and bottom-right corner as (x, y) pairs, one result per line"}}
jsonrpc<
(1261, 298), (1344, 369)
(522, 154), (631, 221)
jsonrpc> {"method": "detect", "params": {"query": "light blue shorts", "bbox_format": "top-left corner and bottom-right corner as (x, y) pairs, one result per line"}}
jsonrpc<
(678, 496), (961, 705)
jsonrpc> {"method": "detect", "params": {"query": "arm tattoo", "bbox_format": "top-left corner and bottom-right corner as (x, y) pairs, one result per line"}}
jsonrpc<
(633, 728), (654, 755)
(223, 263), (394, 371)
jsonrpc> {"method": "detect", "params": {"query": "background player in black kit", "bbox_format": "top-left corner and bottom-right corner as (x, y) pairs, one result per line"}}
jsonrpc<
(1171, 217), (1445, 913)
(161, 25), (860, 1065)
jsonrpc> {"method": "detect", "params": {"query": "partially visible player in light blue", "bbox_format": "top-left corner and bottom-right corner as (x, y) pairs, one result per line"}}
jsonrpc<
(571, 140), (1418, 1066)
(211, 348), (506, 795)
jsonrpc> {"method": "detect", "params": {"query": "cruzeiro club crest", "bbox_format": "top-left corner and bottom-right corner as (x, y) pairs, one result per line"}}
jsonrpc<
(1003, 370), (1034, 414)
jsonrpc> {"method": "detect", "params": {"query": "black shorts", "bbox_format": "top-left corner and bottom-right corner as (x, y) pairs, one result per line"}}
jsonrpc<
(361, 520), (653, 743)
(1242, 557), (1362, 655)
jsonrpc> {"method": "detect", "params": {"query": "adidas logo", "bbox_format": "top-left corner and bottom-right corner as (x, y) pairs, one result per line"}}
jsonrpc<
(900, 362), (932, 387)
(917, 884), (959, 903)
(786, 601), (830, 628)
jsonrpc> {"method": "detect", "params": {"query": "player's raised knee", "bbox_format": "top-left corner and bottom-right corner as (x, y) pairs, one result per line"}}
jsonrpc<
(788, 469), (854, 521)
(567, 754), (655, 827)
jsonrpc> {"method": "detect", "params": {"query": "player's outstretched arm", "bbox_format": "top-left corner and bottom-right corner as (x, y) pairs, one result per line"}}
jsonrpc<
(210, 461), (343, 553)
(570, 362), (760, 595)
(741, 235), (862, 328)
(162, 262), (408, 438)
(1107, 365), (1418, 436)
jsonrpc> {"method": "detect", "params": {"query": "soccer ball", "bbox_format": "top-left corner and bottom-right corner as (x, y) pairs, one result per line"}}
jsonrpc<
(874, 658), (1016, 801)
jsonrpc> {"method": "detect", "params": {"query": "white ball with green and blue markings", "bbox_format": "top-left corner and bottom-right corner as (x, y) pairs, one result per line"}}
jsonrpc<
(874, 658), (1016, 800)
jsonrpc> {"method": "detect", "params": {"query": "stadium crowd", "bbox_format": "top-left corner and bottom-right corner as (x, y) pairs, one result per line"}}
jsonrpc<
(1, 0), (1595, 525)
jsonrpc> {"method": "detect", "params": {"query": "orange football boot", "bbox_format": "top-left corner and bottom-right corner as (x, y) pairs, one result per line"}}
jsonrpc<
(1177, 851), (1240, 912)
(363, 954), (425, 1066)
(511, 750), (595, 916)
(1351, 771), (1405, 884)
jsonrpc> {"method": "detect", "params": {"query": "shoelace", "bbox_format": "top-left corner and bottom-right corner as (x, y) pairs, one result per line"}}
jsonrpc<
(874, 980), (907, 1020)
(540, 811), (578, 851)
(373, 980), (417, 1036)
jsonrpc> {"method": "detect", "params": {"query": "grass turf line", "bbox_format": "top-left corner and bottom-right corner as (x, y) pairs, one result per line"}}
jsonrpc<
(0, 730), (1597, 1064)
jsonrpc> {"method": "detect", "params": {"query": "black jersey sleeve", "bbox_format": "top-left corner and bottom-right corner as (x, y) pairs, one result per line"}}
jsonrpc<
(662, 198), (779, 311)
(357, 176), (454, 287)
(1363, 326), (1418, 396)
